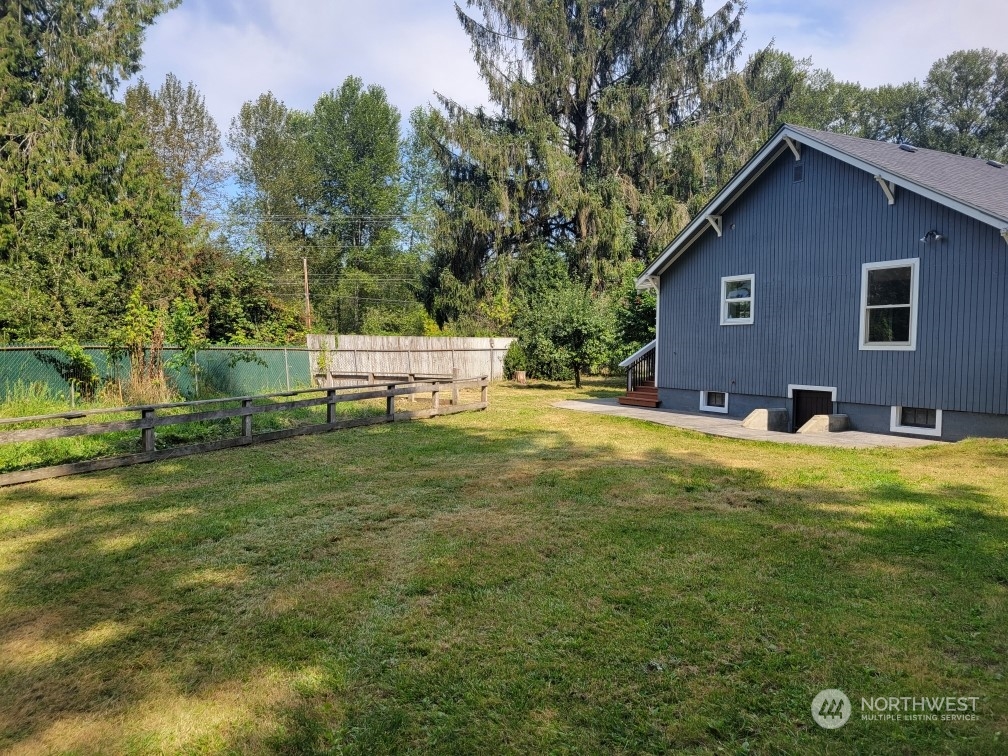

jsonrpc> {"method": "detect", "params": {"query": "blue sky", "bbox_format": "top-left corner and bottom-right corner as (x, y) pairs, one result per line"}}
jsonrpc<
(131, 0), (1008, 134)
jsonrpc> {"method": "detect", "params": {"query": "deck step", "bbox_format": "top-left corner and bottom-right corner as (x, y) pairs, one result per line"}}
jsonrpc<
(618, 394), (661, 408)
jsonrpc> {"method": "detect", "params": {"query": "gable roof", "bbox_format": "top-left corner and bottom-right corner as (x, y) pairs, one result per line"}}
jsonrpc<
(639, 124), (1008, 286)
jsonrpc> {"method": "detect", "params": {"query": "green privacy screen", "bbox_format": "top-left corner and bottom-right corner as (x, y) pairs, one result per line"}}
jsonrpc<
(0, 347), (315, 403)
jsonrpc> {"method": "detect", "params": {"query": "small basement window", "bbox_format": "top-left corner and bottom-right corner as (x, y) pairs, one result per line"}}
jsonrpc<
(700, 390), (729, 414)
(890, 406), (942, 437)
(859, 258), (919, 350)
(720, 274), (754, 325)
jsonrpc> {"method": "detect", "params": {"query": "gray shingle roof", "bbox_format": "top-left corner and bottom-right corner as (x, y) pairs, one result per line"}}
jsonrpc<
(787, 124), (1008, 224)
(640, 123), (1008, 283)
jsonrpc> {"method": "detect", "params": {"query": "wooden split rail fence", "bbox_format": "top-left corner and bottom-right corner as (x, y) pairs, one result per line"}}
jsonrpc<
(0, 376), (489, 487)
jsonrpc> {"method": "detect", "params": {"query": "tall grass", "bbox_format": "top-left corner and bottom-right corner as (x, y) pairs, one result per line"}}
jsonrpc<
(0, 381), (72, 418)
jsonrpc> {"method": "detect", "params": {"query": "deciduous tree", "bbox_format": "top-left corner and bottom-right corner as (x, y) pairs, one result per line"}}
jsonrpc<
(125, 73), (227, 226)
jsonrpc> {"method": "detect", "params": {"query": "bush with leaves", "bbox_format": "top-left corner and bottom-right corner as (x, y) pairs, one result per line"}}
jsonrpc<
(613, 261), (657, 368)
(34, 337), (100, 401)
(514, 282), (615, 387)
(502, 341), (528, 379)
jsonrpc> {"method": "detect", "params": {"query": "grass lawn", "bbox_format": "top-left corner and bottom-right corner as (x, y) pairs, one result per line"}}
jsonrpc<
(1, 380), (1005, 754)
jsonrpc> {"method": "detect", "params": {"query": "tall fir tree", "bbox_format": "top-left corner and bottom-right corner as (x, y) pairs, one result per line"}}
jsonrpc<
(427, 0), (783, 290)
(0, 0), (189, 341)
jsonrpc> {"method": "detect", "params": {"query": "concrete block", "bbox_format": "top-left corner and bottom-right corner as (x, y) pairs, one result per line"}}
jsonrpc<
(797, 414), (850, 434)
(742, 408), (790, 432)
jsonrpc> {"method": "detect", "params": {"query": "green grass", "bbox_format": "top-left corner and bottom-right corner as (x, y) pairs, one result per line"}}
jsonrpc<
(0, 380), (1005, 754)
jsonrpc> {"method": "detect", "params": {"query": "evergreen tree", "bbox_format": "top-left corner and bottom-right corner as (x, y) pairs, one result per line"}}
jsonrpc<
(0, 0), (188, 341)
(428, 0), (780, 289)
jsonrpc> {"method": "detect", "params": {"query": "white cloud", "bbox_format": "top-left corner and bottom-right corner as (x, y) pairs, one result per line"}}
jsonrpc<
(133, 0), (489, 133)
(746, 0), (1008, 85)
(133, 0), (1007, 140)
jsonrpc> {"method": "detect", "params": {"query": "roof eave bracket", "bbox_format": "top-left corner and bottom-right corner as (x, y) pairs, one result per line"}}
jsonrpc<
(706, 214), (723, 237)
(874, 175), (896, 205)
(1001, 228), (1008, 247)
(783, 136), (801, 161)
(635, 275), (659, 291)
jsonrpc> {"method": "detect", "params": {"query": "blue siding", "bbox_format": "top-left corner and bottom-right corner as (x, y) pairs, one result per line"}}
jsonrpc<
(657, 146), (1008, 416)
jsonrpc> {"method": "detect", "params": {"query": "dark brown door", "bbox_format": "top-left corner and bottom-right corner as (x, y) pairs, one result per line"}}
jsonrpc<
(793, 390), (833, 431)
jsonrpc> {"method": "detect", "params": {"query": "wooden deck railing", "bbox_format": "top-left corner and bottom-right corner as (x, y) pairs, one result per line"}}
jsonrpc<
(626, 347), (656, 393)
(0, 376), (489, 487)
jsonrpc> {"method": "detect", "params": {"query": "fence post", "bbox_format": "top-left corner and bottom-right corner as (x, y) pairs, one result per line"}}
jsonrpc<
(432, 382), (440, 414)
(451, 368), (459, 406)
(326, 388), (335, 424)
(284, 348), (291, 392)
(241, 399), (253, 439)
(141, 408), (155, 452)
(386, 383), (396, 419)
(481, 376), (488, 406)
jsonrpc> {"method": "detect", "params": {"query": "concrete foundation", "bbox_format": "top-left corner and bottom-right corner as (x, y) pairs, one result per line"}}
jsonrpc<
(742, 408), (790, 432)
(656, 387), (1008, 441)
(797, 414), (850, 433)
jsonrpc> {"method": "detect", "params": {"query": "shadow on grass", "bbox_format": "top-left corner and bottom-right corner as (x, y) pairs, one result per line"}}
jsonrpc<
(0, 409), (1006, 753)
(507, 377), (625, 399)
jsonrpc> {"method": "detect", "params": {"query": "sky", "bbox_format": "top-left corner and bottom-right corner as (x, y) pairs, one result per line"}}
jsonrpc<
(131, 0), (1008, 135)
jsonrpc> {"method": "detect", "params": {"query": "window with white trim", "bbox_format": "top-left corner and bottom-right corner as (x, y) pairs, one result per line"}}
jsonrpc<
(700, 390), (729, 413)
(890, 406), (942, 437)
(860, 259), (919, 350)
(720, 274), (754, 325)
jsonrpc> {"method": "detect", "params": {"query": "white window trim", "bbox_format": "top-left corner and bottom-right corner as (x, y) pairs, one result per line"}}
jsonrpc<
(700, 390), (729, 414)
(859, 258), (919, 351)
(720, 274), (755, 326)
(787, 384), (837, 401)
(890, 406), (943, 437)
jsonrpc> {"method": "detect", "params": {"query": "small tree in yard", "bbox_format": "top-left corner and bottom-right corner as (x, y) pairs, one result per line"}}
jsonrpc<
(540, 285), (615, 389)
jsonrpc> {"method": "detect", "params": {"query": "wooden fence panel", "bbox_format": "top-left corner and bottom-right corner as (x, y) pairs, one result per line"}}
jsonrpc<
(0, 377), (488, 487)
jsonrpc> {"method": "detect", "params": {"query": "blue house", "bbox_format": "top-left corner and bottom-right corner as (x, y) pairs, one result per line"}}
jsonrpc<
(621, 125), (1008, 441)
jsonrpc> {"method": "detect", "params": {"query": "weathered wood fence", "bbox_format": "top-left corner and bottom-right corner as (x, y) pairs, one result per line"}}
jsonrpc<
(0, 376), (489, 487)
(307, 335), (515, 385)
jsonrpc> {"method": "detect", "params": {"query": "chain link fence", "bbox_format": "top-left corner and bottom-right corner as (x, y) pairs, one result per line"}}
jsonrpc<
(0, 346), (315, 406)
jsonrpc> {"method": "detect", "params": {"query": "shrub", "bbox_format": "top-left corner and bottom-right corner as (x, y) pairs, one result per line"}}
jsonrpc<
(503, 341), (527, 379)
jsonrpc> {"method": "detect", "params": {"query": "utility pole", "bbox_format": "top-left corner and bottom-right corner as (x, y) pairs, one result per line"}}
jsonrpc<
(302, 257), (312, 330)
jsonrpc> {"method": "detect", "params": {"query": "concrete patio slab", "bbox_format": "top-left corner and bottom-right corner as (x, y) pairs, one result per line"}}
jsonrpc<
(554, 398), (938, 449)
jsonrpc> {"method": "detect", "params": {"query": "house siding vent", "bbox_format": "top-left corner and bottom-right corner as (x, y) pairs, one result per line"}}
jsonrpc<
(793, 162), (804, 182)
